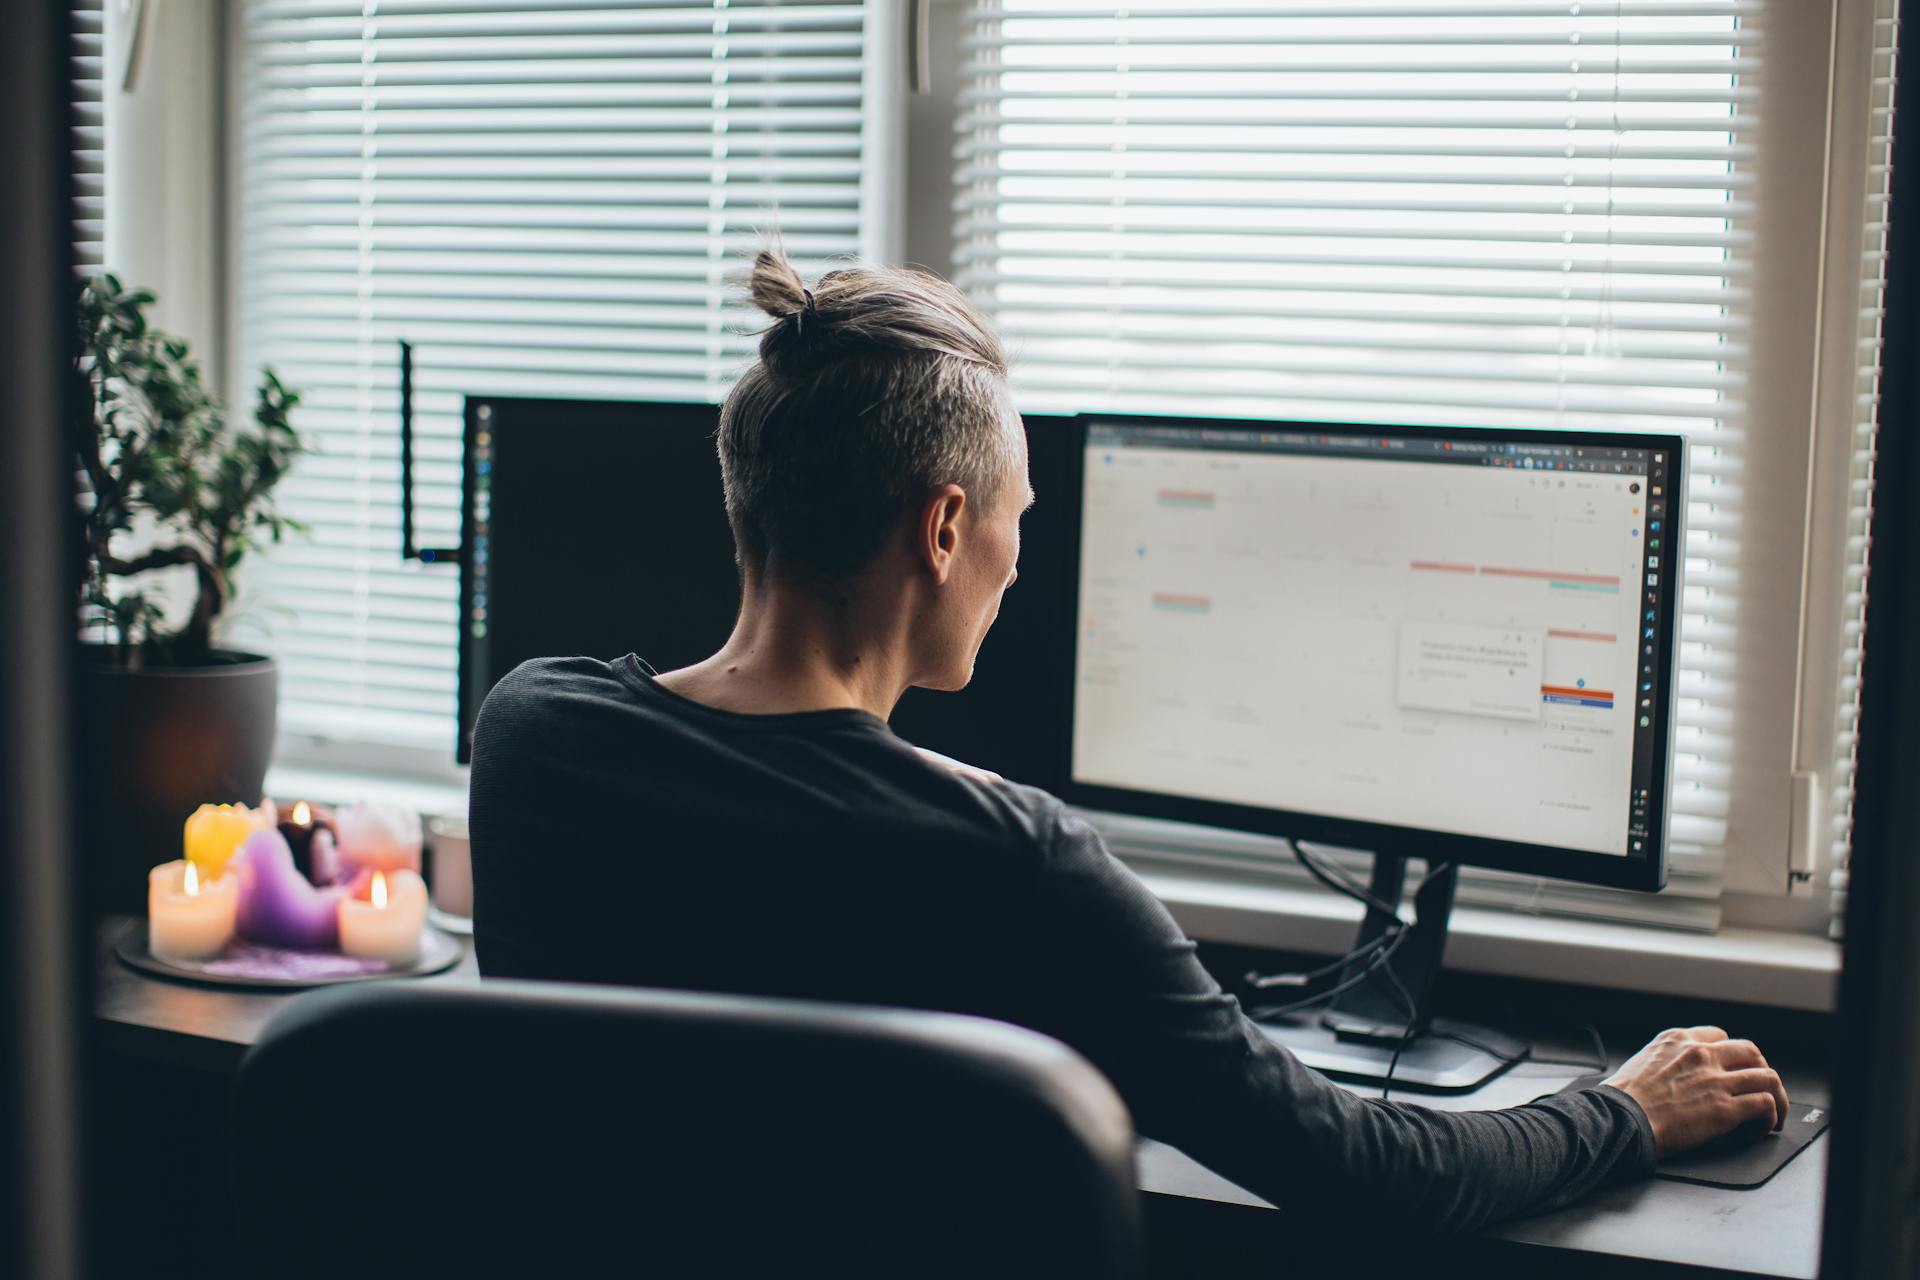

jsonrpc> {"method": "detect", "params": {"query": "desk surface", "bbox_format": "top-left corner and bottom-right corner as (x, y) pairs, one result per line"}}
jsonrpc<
(93, 917), (1825, 1279)
(93, 916), (482, 1073)
(1138, 1070), (1827, 1280)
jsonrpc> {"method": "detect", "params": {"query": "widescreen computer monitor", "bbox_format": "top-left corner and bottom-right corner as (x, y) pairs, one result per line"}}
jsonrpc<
(1064, 415), (1684, 1087)
(456, 398), (741, 762)
(456, 396), (1080, 782)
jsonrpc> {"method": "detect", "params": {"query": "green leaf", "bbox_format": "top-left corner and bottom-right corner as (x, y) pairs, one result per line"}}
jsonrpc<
(72, 273), (311, 657)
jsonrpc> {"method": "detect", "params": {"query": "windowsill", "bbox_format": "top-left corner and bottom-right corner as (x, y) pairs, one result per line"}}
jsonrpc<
(1138, 861), (1841, 1013)
(267, 760), (1842, 1015)
(266, 761), (470, 825)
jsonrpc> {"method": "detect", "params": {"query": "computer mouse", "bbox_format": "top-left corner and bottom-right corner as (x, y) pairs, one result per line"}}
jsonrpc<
(1700, 1115), (1777, 1152)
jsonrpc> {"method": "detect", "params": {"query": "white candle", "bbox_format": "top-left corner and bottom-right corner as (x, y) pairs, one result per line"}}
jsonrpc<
(337, 869), (428, 966)
(148, 860), (239, 962)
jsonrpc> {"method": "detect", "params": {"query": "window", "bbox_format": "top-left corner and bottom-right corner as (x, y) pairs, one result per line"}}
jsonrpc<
(225, 0), (1873, 934)
(231, 0), (889, 756)
(953, 0), (1832, 927)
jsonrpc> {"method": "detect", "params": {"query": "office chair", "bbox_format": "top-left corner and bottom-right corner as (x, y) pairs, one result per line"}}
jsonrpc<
(230, 980), (1145, 1279)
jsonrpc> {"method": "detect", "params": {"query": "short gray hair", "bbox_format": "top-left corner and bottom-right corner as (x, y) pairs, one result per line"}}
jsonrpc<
(717, 249), (1020, 581)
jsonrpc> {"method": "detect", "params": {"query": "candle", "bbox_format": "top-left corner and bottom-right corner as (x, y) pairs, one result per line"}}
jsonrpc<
(338, 868), (428, 966)
(184, 802), (272, 879)
(147, 860), (238, 962)
(277, 800), (341, 885)
(308, 828), (342, 888)
(333, 803), (423, 878)
(232, 829), (346, 951)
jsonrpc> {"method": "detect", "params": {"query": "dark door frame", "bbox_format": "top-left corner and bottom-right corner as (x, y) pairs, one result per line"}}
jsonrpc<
(0, 2), (85, 1278)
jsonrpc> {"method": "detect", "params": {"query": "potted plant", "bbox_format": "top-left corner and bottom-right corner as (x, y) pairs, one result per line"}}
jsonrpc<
(75, 274), (305, 910)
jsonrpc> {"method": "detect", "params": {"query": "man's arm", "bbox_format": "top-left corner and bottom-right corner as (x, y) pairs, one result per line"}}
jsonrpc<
(1026, 810), (1782, 1237)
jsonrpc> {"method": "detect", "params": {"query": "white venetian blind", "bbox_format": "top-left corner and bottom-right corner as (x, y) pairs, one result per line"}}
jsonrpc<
(71, 0), (105, 272)
(232, 0), (876, 751)
(957, 0), (1752, 928)
(1828, 0), (1901, 938)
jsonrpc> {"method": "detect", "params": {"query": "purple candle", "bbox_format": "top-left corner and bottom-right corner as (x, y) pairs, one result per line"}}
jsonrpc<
(232, 829), (346, 951)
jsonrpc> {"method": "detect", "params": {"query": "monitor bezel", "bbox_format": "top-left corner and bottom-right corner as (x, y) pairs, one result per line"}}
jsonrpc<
(1058, 412), (1681, 894)
(455, 394), (497, 765)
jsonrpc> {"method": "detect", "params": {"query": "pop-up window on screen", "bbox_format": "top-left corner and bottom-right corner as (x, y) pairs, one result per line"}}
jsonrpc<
(1395, 621), (1544, 722)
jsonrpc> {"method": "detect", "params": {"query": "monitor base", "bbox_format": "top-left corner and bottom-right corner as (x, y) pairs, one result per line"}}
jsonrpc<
(1248, 853), (1528, 1092)
(1256, 1015), (1527, 1093)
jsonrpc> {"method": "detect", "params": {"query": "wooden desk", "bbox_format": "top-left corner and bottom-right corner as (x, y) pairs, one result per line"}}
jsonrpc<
(93, 918), (1825, 1279)
(94, 916), (481, 1074)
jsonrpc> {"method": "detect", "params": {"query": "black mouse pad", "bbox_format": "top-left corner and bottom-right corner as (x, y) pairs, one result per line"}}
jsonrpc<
(1551, 1075), (1831, 1189)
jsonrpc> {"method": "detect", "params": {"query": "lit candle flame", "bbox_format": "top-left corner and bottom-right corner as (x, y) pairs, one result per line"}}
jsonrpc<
(183, 861), (200, 898)
(292, 801), (312, 826)
(371, 871), (389, 911)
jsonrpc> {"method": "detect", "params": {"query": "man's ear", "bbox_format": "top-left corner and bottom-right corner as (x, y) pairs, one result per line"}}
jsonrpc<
(914, 483), (969, 585)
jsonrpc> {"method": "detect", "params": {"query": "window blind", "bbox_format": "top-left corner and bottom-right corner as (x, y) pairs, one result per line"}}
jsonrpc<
(232, 0), (878, 752)
(957, 0), (1753, 929)
(71, 0), (104, 272)
(1828, 0), (1901, 938)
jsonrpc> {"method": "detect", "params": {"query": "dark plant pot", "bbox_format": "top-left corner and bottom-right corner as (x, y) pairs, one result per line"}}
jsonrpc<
(76, 648), (278, 912)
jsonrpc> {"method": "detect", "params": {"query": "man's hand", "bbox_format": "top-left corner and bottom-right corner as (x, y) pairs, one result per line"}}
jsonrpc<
(1604, 1026), (1790, 1157)
(913, 744), (1004, 785)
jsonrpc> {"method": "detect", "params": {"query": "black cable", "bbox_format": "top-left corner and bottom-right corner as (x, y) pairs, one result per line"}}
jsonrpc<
(1240, 843), (1471, 1101)
(1380, 1017), (1418, 1101)
(1242, 925), (1397, 991)
(1376, 865), (1450, 1102)
(1239, 839), (1412, 1010)
(1298, 843), (1379, 906)
(1290, 840), (1408, 922)
(1245, 926), (1410, 1020)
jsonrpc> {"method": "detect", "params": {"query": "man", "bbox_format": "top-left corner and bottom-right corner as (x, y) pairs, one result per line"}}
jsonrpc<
(470, 250), (1789, 1235)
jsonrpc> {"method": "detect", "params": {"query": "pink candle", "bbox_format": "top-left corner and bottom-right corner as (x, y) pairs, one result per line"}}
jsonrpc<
(333, 803), (423, 878)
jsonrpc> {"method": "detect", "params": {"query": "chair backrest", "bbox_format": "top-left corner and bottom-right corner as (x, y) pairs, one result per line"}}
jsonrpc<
(231, 980), (1144, 1279)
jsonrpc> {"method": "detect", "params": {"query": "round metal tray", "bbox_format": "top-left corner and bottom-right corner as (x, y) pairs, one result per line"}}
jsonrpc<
(114, 919), (462, 990)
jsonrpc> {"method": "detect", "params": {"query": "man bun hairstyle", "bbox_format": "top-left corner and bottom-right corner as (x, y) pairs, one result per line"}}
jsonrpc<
(718, 248), (1019, 582)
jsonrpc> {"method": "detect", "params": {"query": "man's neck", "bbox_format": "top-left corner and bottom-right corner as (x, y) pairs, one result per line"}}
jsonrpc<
(653, 568), (917, 720)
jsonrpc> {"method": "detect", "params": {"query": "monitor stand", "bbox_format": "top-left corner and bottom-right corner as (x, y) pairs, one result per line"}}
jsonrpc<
(1256, 853), (1529, 1093)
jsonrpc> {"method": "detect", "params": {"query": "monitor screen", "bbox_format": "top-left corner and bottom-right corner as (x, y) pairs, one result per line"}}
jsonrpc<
(1066, 416), (1681, 890)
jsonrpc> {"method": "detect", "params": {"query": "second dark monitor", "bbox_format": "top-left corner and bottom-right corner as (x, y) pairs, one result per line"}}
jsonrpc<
(458, 395), (1074, 791)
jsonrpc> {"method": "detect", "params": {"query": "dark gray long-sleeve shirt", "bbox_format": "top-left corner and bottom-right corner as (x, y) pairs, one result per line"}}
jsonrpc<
(469, 654), (1655, 1236)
